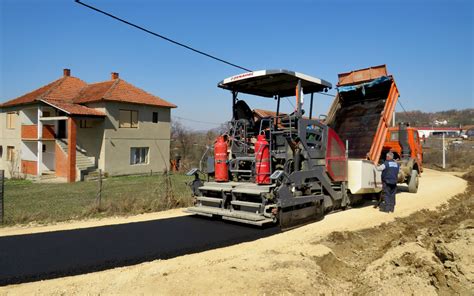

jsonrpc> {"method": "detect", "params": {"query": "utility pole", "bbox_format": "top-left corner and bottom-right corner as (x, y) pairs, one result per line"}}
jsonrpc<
(442, 133), (446, 169)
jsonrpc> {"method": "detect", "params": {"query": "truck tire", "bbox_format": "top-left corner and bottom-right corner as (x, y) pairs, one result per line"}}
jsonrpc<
(408, 170), (419, 193)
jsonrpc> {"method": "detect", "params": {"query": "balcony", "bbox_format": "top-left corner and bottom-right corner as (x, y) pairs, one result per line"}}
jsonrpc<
(21, 125), (56, 140)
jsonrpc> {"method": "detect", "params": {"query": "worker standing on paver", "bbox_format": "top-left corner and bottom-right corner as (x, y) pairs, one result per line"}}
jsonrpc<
(376, 152), (400, 213)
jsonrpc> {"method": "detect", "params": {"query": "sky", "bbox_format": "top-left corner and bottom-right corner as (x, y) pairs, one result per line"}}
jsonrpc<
(1, 0), (473, 130)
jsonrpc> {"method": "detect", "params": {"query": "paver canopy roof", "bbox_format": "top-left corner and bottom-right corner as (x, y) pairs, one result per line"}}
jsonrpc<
(218, 69), (332, 98)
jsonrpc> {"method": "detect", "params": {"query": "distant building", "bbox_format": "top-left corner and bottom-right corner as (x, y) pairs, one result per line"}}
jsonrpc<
(0, 69), (176, 182)
(413, 126), (461, 138)
(433, 119), (448, 126)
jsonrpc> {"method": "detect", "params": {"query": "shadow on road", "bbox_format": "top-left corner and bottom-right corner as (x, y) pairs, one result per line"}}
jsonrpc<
(0, 215), (279, 286)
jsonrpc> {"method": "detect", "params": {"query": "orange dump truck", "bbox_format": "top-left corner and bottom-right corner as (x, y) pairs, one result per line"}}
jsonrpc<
(326, 65), (421, 193)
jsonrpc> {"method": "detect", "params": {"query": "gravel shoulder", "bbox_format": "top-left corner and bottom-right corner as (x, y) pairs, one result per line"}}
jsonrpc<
(1, 168), (470, 295)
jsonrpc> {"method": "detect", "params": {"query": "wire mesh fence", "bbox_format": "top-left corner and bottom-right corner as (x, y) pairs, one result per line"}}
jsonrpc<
(422, 137), (474, 170)
(3, 136), (471, 226)
(1, 172), (194, 226)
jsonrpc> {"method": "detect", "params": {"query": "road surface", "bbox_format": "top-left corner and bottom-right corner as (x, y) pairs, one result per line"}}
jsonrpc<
(0, 169), (467, 292)
(0, 215), (278, 285)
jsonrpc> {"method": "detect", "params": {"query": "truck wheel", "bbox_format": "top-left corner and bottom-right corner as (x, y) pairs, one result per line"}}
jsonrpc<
(408, 170), (419, 193)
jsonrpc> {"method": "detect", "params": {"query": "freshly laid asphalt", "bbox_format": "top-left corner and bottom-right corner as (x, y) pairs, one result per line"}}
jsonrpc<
(0, 215), (279, 286)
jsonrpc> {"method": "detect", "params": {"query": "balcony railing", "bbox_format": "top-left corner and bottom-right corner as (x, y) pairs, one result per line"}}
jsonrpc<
(21, 125), (56, 140)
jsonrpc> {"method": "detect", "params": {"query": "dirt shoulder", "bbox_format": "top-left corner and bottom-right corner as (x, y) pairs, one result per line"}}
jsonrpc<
(1, 169), (470, 295)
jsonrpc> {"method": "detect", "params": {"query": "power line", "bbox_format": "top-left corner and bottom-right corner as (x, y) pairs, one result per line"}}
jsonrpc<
(285, 97), (295, 108)
(318, 92), (336, 98)
(397, 97), (416, 124)
(75, 0), (252, 72)
(285, 92), (336, 110)
(75, 1), (343, 98)
(173, 115), (222, 126)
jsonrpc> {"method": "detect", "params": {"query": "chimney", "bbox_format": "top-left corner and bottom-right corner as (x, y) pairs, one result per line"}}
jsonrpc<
(111, 72), (119, 80)
(63, 69), (71, 77)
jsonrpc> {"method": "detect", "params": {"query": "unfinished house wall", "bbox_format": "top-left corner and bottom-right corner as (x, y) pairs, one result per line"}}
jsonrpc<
(42, 141), (56, 171)
(55, 142), (68, 178)
(20, 141), (37, 175)
(76, 102), (106, 168)
(0, 106), (22, 178)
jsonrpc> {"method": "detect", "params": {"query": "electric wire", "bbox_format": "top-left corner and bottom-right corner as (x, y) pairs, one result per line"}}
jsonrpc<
(285, 97), (295, 108)
(75, 0), (252, 72)
(285, 92), (336, 111)
(173, 115), (222, 126)
(75, 0), (341, 124)
(397, 97), (416, 124)
(318, 92), (336, 98)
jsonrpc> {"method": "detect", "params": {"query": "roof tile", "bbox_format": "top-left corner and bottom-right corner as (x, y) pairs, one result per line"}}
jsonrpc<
(1, 73), (177, 110)
(2, 79), (62, 107)
(2, 77), (87, 107)
(74, 81), (116, 104)
(45, 77), (88, 102)
(42, 99), (106, 116)
(75, 79), (177, 108)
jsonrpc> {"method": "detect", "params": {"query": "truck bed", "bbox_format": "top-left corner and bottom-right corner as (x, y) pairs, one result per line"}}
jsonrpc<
(326, 65), (399, 164)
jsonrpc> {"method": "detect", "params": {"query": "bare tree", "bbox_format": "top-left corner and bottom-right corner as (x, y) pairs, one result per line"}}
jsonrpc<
(171, 120), (195, 167)
(171, 120), (228, 171)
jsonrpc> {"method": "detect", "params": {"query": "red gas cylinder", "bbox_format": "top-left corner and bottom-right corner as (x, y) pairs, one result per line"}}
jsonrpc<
(255, 134), (271, 184)
(214, 136), (229, 182)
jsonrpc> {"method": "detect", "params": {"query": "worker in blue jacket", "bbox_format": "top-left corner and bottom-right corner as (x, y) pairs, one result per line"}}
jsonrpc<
(376, 152), (400, 213)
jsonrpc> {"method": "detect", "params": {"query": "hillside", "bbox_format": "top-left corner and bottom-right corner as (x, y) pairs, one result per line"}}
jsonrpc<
(395, 108), (473, 127)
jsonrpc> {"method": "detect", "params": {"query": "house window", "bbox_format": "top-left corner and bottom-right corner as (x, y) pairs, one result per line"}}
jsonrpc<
(79, 119), (93, 128)
(42, 111), (51, 117)
(130, 147), (149, 165)
(119, 110), (138, 128)
(43, 144), (46, 153)
(0, 146), (2, 158)
(7, 146), (15, 162)
(152, 112), (159, 123)
(6, 112), (16, 129)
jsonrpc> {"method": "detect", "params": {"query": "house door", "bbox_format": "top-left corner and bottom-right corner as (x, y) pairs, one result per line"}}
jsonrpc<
(57, 120), (66, 139)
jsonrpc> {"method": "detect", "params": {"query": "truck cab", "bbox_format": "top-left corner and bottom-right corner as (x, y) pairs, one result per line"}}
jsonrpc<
(382, 124), (423, 193)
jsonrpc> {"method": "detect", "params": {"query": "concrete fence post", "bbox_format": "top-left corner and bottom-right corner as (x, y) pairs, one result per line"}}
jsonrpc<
(96, 169), (102, 207)
(0, 170), (4, 224)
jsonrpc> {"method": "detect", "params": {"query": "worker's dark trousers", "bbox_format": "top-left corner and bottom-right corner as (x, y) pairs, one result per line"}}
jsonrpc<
(382, 182), (397, 212)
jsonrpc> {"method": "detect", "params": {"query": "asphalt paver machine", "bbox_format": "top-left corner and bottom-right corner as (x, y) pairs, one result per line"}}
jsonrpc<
(187, 69), (387, 228)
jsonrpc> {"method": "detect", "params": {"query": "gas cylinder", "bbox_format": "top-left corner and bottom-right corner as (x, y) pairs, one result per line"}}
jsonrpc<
(214, 136), (229, 182)
(255, 134), (270, 184)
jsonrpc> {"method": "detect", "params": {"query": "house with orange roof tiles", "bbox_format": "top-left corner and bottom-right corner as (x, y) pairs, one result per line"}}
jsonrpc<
(0, 69), (177, 182)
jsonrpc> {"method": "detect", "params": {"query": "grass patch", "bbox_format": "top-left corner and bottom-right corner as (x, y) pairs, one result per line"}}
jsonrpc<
(2, 173), (193, 226)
